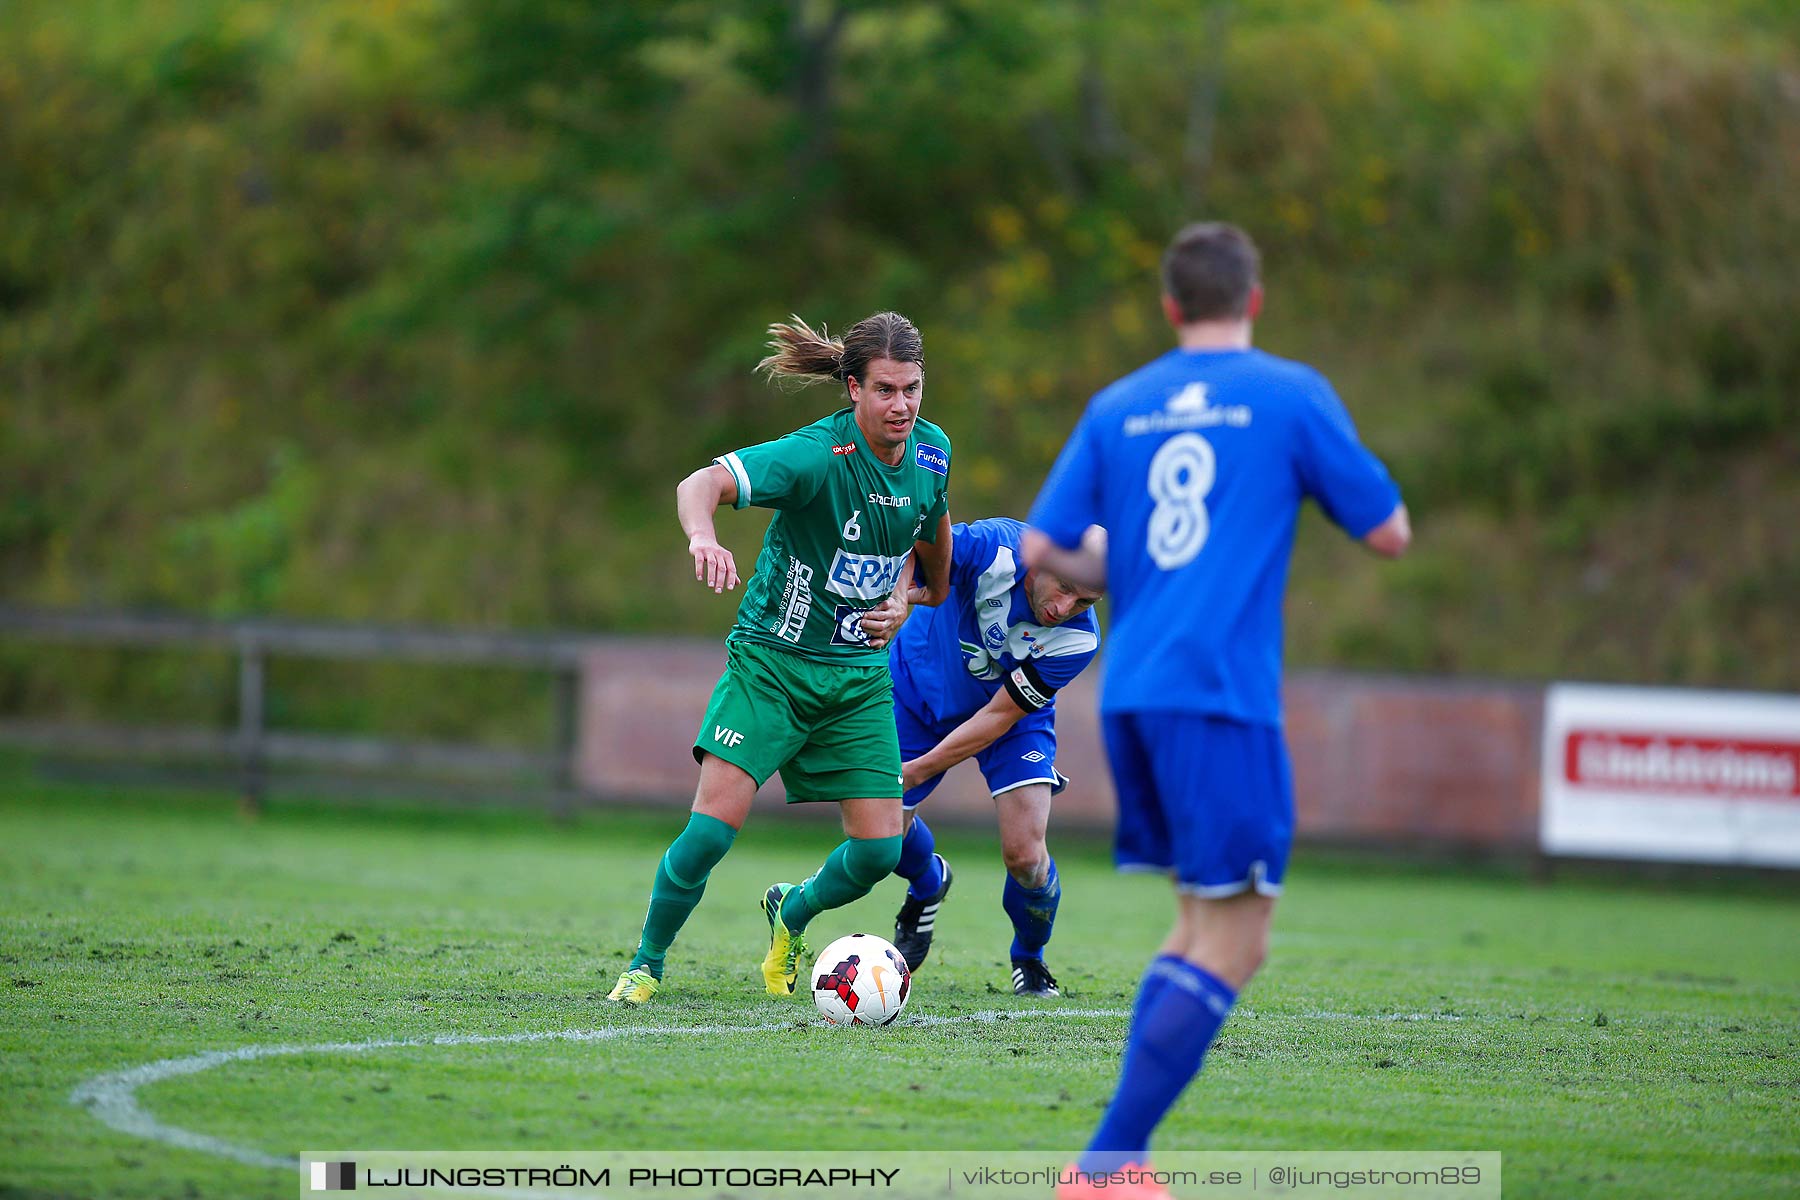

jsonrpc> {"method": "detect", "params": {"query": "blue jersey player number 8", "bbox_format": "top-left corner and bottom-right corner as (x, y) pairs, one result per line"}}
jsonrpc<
(1146, 431), (1214, 568)
(1026, 222), (1410, 1198)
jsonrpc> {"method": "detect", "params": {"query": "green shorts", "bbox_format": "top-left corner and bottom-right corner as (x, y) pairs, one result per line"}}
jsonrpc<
(692, 639), (903, 804)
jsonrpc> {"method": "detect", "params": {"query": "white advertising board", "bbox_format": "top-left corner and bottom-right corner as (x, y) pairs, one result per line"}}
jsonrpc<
(1540, 683), (1800, 866)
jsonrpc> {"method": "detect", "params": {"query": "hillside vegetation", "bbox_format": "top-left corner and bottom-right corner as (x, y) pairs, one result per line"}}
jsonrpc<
(3, 0), (1797, 736)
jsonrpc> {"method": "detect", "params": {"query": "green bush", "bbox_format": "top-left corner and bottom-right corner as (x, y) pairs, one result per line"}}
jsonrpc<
(2, 0), (1797, 737)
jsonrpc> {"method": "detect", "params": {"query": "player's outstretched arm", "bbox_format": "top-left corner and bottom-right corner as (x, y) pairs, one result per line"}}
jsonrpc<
(1362, 503), (1412, 558)
(676, 464), (741, 593)
(901, 687), (1029, 793)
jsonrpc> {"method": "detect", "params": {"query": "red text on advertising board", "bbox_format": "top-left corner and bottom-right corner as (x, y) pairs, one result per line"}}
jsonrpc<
(1565, 731), (1800, 799)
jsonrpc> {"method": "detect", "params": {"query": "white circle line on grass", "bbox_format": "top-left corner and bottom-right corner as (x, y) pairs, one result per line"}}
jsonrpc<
(1291, 1010), (1465, 1022)
(68, 1007), (1133, 1172)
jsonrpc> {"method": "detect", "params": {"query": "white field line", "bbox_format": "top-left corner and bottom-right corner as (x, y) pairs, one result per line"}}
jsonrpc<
(1284, 1010), (1466, 1022)
(68, 1008), (1131, 1171)
(67, 1005), (1469, 1174)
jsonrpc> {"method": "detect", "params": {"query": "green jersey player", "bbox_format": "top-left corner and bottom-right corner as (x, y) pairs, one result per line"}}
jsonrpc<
(609, 312), (953, 1004)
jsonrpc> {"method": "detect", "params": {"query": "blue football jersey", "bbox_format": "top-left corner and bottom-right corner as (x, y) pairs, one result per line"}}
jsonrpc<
(1029, 347), (1401, 724)
(891, 518), (1100, 725)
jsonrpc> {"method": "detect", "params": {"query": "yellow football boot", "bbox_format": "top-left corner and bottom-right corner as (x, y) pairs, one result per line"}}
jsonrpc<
(759, 883), (810, 996)
(606, 967), (659, 1005)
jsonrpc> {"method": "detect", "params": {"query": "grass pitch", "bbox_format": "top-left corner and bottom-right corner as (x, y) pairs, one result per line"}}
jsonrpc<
(1, 763), (1796, 1199)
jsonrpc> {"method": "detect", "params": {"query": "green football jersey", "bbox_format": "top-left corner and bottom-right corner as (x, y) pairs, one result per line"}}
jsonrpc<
(714, 407), (952, 665)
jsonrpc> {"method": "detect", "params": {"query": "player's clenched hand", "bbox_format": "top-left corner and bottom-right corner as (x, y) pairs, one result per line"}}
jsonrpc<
(689, 535), (738, 593)
(860, 591), (911, 649)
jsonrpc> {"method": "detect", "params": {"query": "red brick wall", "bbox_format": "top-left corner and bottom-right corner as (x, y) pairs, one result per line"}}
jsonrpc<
(576, 640), (1543, 849)
(1284, 673), (1543, 849)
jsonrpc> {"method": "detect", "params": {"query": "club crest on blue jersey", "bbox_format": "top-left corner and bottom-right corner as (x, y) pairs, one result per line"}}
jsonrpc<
(915, 443), (949, 476)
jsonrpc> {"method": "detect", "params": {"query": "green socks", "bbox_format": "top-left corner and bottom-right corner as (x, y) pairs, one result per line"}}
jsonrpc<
(629, 812), (737, 978)
(781, 835), (903, 933)
(627, 823), (903, 972)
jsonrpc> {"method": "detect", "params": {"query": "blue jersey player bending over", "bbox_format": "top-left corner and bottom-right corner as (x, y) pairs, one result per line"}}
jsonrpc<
(884, 516), (1102, 996)
(1028, 222), (1410, 1200)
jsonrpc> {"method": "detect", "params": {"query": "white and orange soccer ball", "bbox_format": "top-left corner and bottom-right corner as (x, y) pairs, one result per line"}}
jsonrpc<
(810, 933), (911, 1026)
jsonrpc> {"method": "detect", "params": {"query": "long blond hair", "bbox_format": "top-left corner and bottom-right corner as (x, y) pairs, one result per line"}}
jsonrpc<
(757, 312), (924, 390)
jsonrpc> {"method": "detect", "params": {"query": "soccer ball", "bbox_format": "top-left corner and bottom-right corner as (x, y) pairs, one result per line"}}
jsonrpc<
(810, 933), (911, 1026)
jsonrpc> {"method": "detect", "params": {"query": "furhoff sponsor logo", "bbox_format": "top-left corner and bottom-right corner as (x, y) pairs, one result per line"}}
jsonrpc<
(914, 443), (949, 476)
(309, 1161), (355, 1191)
(1565, 731), (1800, 798)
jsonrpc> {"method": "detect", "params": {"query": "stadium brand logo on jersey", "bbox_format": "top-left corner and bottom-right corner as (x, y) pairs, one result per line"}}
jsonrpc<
(984, 598), (1005, 608)
(915, 443), (949, 476)
(1123, 381), (1252, 437)
(866, 492), (912, 508)
(713, 725), (745, 748)
(825, 550), (907, 600)
(832, 443), (857, 455)
(829, 604), (873, 647)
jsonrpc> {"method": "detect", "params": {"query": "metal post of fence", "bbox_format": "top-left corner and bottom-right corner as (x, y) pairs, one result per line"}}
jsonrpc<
(237, 635), (266, 814)
(551, 663), (580, 821)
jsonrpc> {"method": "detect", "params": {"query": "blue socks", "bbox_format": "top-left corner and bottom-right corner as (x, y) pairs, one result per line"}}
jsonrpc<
(1002, 858), (1060, 960)
(895, 815), (944, 899)
(899, 822), (1060, 960)
(1080, 956), (1238, 1173)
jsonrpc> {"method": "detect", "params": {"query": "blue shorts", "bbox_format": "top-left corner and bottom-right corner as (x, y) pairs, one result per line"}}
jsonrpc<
(895, 697), (1069, 810)
(1102, 711), (1294, 897)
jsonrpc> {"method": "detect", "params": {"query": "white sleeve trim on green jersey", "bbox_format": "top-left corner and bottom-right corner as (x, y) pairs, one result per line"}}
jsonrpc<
(716, 452), (752, 508)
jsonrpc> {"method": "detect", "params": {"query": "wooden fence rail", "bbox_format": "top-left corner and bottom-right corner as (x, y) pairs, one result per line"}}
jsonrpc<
(0, 605), (603, 812)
